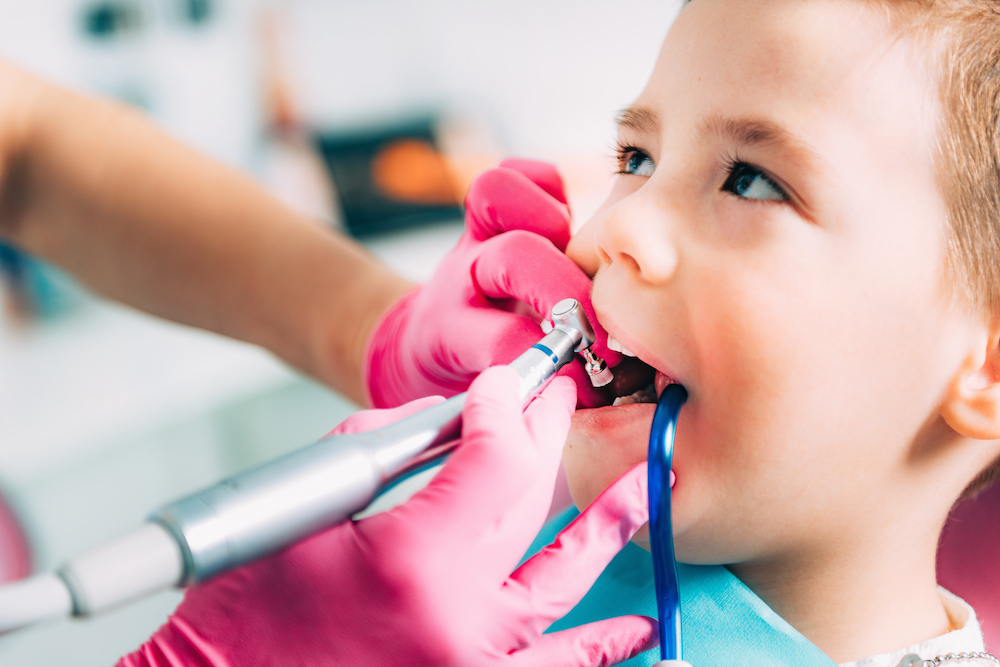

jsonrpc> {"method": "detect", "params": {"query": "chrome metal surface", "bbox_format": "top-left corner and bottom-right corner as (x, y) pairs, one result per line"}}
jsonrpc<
(551, 298), (595, 352)
(581, 347), (613, 388)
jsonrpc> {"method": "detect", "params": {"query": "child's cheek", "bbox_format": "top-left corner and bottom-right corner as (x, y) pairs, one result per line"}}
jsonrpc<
(562, 403), (656, 548)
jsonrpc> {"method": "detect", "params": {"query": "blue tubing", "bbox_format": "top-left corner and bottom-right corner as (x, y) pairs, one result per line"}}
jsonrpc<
(648, 383), (688, 661)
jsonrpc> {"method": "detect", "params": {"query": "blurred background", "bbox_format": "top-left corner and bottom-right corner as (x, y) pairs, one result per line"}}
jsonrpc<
(0, 1), (678, 663)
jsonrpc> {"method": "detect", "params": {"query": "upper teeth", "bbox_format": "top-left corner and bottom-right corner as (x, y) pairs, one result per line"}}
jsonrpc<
(607, 335), (637, 357)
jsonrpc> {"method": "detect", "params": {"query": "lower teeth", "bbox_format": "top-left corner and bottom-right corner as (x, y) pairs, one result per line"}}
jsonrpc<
(612, 383), (657, 406)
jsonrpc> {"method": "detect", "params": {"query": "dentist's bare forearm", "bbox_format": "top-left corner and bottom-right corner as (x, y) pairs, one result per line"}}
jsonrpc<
(0, 68), (411, 405)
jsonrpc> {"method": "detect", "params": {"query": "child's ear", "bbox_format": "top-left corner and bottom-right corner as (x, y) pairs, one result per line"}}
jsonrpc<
(942, 323), (1000, 440)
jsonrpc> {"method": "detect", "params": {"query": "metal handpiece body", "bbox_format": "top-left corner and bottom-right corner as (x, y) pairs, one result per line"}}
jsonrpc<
(152, 313), (586, 584)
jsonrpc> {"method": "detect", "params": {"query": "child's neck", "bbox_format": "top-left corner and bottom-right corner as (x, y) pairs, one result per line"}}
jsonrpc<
(728, 532), (950, 664)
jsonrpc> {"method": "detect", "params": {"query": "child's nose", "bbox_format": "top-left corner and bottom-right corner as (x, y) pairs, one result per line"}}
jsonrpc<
(595, 194), (679, 286)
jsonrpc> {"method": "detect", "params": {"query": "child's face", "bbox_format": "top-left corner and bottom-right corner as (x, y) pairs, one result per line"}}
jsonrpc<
(563, 0), (977, 565)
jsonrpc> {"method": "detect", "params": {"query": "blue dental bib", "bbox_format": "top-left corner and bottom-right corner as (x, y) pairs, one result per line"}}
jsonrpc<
(523, 508), (837, 666)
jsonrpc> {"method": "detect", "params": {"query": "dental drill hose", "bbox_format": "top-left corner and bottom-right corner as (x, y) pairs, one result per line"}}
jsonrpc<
(0, 299), (610, 632)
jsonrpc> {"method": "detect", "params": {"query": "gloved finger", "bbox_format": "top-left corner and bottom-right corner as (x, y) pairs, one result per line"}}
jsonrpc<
(473, 231), (622, 369)
(505, 463), (649, 627)
(466, 374), (577, 581)
(522, 377), (576, 486)
(326, 396), (446, 437)
(456, 376), (579, 580)
(439, 305), (552, 374)
(392, 368), (574, 575)
(521, 376), (578, 449)
(497, 157), (568, 206)
(464, 168), (572, 251)
(506, 616), (658, 667)
(491, 375), (578, 533)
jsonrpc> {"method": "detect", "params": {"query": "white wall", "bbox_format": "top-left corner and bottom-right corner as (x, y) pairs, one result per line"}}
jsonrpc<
(281, 0), (679, 154)
(0, 0), (680, 165)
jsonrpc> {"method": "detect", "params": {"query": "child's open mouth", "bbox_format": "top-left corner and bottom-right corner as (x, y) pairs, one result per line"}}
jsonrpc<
(605, 335), (678, 406)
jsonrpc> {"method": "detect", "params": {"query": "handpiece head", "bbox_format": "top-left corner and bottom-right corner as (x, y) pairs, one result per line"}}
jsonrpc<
(550, 298), (614, 388)
(551, 298), (595, 351)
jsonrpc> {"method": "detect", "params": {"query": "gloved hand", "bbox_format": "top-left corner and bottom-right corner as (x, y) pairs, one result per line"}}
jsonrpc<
(119, 367), (655, 667)
(365, 158), (621, 409)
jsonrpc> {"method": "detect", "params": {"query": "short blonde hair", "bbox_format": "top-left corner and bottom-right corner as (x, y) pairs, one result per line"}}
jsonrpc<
(930, 1), (1000, 315)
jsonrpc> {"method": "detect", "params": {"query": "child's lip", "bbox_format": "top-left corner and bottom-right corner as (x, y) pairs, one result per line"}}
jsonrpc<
(571, 401), (656, 434)
(655, 371), (680, 397)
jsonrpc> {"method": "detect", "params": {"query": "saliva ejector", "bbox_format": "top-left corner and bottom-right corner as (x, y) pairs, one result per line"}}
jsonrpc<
(649, 383), (689, 667)
(0, 298), (612, 633)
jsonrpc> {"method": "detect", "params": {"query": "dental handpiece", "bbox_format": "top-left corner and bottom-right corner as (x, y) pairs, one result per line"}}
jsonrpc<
(0, 298), (612, 632)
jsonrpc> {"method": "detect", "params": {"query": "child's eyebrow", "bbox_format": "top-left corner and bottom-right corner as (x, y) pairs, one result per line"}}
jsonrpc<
(616, 107), (824, 174)
(700, 113), (823, 170)
(616, 106), (660, 134)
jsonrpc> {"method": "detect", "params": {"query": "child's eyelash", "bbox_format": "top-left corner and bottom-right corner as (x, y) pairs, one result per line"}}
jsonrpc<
(720, 154), (790, 203)
(606, 144), (790, 203)
(612, 140), (651, 175)
(614, 140), (643, 159)
(720, 154), (752, 174)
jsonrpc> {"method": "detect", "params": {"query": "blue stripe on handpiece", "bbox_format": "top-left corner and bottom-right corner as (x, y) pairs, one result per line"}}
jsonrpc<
(532, 343), (561, 365)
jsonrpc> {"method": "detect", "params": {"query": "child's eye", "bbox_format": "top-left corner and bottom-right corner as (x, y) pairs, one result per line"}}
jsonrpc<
(722, 162), (788, 202)
(616, 146), (655, 177)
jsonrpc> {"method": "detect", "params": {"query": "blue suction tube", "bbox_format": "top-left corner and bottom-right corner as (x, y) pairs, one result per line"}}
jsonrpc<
(648, 383), (688, 662)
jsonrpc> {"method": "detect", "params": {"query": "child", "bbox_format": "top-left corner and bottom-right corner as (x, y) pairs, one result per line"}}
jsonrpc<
(536, 0), (1000, 665)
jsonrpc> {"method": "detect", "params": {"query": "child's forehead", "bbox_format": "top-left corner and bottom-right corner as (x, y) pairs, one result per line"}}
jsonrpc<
(656, 0), (929, 105)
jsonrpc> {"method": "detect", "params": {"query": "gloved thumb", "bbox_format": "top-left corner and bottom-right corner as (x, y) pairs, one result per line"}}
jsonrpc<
(506, 463), (649, 629)
(464, 167), (572, 250)
(497, 157), (569, 205)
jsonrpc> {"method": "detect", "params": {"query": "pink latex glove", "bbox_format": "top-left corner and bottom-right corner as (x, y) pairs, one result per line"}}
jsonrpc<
(119, 367), (655, 667)
(365, 158), (621, 409)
